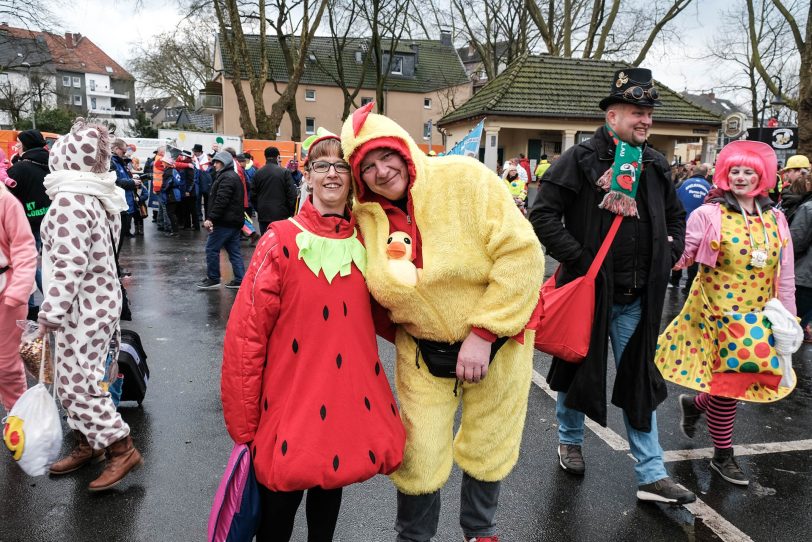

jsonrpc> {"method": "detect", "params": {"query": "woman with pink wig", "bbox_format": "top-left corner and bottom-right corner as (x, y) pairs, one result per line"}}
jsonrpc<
(655, 140), (798, 486)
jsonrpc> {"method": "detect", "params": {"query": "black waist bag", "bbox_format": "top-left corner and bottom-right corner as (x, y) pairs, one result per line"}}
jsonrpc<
(118, 329), (150, 405)
(416, 336), (509, 378)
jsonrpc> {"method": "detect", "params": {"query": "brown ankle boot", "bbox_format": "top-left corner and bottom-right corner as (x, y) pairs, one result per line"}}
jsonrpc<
(88, 435), (143, 492)
(49, 430), (105, 475)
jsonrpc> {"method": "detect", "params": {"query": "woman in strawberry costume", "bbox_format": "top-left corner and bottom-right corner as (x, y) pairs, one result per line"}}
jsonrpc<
(220, 131), (405, 540)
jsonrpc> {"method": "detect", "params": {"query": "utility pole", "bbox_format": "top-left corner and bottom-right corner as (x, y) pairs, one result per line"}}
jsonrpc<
(21, 62), (36, 130)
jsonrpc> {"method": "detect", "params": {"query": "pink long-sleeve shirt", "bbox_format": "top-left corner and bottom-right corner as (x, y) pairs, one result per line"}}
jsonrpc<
(0, 187), (37, 307)
(676, 202), (796, 314)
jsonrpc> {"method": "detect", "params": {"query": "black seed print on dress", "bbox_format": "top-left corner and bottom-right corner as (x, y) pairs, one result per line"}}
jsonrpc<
(281, 440), (288, 455)
(333, 455), (340, 471)
(264, 398), (268, 411)
(369, 450), (376, 464)
(292, 339), (299, 353)
(252, 445), (257, 460)
(391, 403), (397, 416)
(320, 405), (327, 421)
(343, 302), (347, 316)
(323, 305), (329, 320)
(375, 361), (381, 376)
(364, 397), (371, 411)
(282, 246), (290, 258)
(336, 353), (342, 368)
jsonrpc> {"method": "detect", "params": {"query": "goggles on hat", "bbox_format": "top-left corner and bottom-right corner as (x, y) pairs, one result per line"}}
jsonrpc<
(623, 86), (659, 101)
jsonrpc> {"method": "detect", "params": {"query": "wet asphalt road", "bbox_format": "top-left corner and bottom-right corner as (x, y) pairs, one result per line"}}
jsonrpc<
(0, 222), (810, 542)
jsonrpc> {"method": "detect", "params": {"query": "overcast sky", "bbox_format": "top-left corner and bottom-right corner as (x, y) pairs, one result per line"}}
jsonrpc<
(59, 0), (738, 100)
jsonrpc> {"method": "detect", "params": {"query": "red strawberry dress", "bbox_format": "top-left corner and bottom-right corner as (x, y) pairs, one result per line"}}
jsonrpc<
(221, 198), (405, 491)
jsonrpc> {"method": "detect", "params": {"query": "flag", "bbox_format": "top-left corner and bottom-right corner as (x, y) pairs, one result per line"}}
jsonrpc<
(445, 119), (485, 158)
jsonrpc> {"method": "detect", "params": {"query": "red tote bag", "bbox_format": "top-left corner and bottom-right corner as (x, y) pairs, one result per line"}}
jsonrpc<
(534, 215), (622, 363)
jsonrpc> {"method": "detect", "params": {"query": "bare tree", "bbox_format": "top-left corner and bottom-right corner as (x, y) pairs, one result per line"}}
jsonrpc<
(747, 0), (811, 156)
(128, 21), (216, 109)
(524, 0), (693, 64)
(0, 76), (32, 127)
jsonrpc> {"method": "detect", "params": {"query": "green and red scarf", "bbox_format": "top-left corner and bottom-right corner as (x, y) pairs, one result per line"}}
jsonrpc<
(597, 124), (643, 217)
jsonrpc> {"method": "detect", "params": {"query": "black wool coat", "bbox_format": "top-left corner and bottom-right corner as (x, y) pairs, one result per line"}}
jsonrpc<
(529, 126), (686, 432)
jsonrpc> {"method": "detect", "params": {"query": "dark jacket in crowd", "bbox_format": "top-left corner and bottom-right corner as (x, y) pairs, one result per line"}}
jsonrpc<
(529, 125), (686, 432)
(250, 161), (297, 222)
(111, 154), (137, 214)
(7, 147), (51, 235)
(209, 165), (245, 229)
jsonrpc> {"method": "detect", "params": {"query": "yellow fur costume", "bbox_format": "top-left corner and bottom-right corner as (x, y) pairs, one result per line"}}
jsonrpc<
(341, 110), (544, 495)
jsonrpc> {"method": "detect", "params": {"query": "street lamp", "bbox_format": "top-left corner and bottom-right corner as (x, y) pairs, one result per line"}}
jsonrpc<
(770, 75), (785, 125)
(20, 61), (36, 130)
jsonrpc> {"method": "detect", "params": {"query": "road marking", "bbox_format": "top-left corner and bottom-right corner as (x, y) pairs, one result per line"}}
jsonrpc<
(662, 439), (812, 463)
(683, 497), (755, 542)
(531, 369), (629, 451)
(531, 369), (754, 542)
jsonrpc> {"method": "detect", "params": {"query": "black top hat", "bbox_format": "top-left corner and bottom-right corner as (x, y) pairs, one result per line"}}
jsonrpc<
(599, 68), (662, 111)
(192, 143), (204, 153)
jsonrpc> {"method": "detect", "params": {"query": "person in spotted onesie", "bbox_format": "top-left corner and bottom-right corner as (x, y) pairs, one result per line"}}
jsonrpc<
(39, 119), (143, 491)
(221, 130), (405, 541)
(340, 103), (544, 542)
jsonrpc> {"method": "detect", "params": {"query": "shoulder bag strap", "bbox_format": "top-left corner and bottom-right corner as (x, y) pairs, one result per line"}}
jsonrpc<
(585, 214), (624, 280)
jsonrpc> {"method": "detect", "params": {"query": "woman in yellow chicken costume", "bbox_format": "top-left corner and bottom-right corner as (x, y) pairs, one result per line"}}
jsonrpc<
(341, 103), (543, 542)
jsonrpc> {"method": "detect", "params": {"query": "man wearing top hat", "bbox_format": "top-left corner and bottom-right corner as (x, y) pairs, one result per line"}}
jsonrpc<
(529, 68), (694, 504)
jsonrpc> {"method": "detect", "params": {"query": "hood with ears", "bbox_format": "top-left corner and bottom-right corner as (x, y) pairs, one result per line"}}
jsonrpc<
(340, 103), (428, 202)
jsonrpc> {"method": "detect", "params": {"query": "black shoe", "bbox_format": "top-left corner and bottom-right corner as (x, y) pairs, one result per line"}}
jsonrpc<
(196, 278), (221, 290)
(225, 279), (242, 290)
(164, 231), (177, 237)
(637, 477), (696, 504)
(711, 448), (749, 486)
(557, 444), (585, 475)
(679, 394), (703, 439)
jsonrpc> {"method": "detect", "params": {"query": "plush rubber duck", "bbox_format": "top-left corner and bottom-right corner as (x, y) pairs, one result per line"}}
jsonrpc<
(386, 231), (419, 286)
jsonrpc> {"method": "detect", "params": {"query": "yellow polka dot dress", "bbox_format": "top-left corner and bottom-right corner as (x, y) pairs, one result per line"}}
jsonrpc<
(655, 207), (796, 402)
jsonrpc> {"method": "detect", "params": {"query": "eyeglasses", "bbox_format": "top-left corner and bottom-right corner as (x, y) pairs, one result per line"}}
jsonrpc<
(623, 86), (659, 101)
(310, 160), (351, 174)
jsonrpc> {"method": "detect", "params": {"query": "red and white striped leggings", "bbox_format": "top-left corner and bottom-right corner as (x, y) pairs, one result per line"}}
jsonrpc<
(694, 393), (738, 449)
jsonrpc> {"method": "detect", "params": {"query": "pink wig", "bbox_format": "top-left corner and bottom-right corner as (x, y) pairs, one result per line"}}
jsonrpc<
(714, 140), (777, 197)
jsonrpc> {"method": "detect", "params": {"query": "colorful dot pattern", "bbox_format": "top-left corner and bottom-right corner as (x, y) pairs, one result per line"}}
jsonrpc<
(655, 207), (795, 402)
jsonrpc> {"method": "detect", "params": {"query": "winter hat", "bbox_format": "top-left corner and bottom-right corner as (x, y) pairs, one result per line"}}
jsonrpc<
(48, 118), (112, 174)
(18, 129), (47, 151)
(212, 151), (234, 169)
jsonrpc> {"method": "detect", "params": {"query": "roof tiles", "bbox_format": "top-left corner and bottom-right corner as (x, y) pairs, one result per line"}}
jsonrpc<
(439, 54), (721, 126)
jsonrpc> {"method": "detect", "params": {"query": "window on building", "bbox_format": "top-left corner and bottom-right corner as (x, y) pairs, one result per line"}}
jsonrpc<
(423, 121), (432, 140)
(105, 66), (114, 74)
(361, 97), (373, 106)
(391, 56), (403, 75)
(89, 80), (95, 91)
(305, 89), (316, 101)
(73, 95), (82, 105)
(91, 97), (96, 110)
(554, 142), (562, 154)
(424, 98), (432, 109)
(62, 75), (71, 87)
(305, 117), (316, 134)
(72, 76), (81, 88)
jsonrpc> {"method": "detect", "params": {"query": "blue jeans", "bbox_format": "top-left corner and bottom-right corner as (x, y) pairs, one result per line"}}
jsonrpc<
(205, 226), (245, 283)
(28, 231), (42, 310)
(556, 297), (668, 485)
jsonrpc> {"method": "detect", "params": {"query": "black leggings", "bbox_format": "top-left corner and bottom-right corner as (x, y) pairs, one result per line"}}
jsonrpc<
(257, 485), (343, 542)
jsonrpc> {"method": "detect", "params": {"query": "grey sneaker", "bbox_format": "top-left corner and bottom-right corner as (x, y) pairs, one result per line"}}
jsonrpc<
(711, 448), (749, 486)
(196, 277), (221, 290)
(225, 279), (242, 290)
(637, 477), (696, 504)
(679, 394), (703, 439)
(557, 444), (585, 475)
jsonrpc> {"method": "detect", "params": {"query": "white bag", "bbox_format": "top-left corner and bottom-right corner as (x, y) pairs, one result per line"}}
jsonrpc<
(763, 299), (802, 389)
(2, 334), (62, 476)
